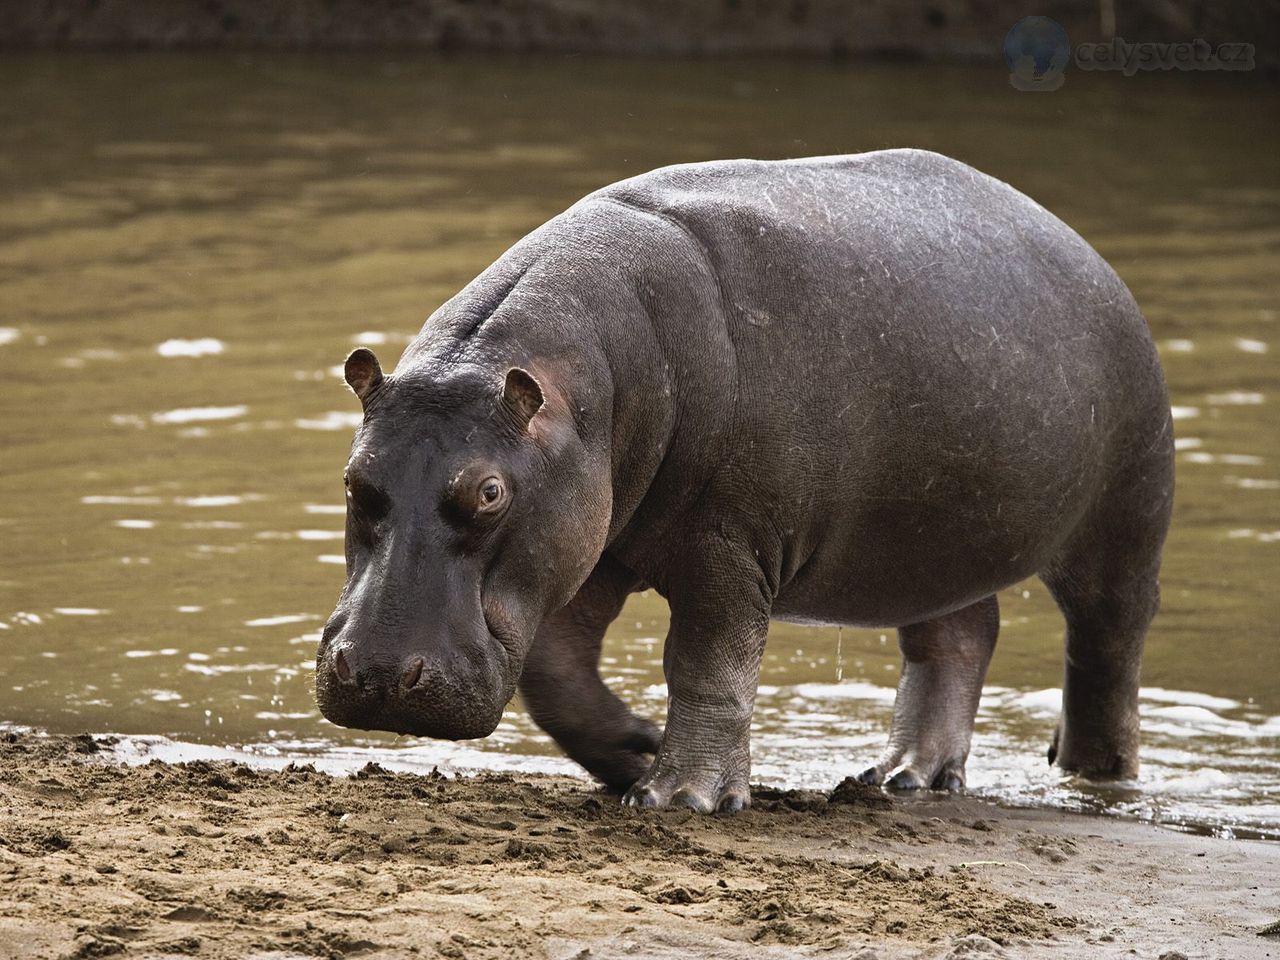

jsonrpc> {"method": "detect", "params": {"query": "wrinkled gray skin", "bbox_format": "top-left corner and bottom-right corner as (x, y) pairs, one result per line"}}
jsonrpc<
(315, 149), (1174, 813)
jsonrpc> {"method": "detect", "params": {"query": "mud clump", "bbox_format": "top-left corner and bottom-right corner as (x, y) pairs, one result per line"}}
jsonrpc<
(829, 775), (895, 808)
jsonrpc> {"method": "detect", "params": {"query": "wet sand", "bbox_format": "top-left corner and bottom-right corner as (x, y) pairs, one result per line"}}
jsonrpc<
(0, 733), (1275, 960)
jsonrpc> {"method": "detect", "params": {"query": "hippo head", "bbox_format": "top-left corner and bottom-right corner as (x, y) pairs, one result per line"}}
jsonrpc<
(315, 347), (611, 740)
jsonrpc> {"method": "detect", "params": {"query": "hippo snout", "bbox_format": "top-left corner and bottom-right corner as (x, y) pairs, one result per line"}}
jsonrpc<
(315, 636), (507, 741)
(327, 644), (421, 693)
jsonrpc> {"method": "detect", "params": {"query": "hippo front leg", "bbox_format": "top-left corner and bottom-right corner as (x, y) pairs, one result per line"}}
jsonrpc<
(518, 554), (661, 792)
(624, 547), (771, 814)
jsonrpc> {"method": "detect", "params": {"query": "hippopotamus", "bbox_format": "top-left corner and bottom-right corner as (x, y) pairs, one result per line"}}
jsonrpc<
(315, 149), (1174, 813)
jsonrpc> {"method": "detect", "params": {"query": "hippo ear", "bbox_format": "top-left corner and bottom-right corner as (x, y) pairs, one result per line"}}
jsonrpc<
(501, 367), (544, 431)
(344, 348), (383, 402)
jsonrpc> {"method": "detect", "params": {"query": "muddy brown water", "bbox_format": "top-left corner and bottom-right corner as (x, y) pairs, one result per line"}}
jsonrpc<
(0, 54), (1276, 837)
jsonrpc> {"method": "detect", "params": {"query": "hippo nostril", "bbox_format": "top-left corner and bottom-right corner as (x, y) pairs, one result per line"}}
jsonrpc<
(334, 648), (354, 685)
(402, 656), (424, 690)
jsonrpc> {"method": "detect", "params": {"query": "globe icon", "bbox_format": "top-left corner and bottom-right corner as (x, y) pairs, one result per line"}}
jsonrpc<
(1004, 16), (1070, 90)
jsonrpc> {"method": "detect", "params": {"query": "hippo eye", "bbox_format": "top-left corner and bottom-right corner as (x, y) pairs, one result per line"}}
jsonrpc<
(479, 478), (504, 509)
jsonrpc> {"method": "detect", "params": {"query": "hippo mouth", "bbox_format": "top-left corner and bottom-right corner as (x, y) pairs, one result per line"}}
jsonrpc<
(314, 623), (514, 742)
(480, 601), (523, 680)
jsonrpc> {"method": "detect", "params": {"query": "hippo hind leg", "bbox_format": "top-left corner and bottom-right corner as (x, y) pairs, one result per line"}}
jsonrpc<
(518, 554), (661, 792)
(1040, 531), (1164, 780)
(858, 595), (998, 792)
(1039, 418), (1172, 780)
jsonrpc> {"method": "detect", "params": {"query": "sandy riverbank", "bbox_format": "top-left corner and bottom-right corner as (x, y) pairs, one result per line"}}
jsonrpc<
(0, 732), (1275, 959)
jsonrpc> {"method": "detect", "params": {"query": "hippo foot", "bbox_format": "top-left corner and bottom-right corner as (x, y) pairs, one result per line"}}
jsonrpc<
(856, 755), (967, 792)
(582, 717), (664, 793)
(622, 702), (752, 813)
(623, 768), (750, 813)
(1047, 718), (1139, 780)
(526, 706), (661, 794)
